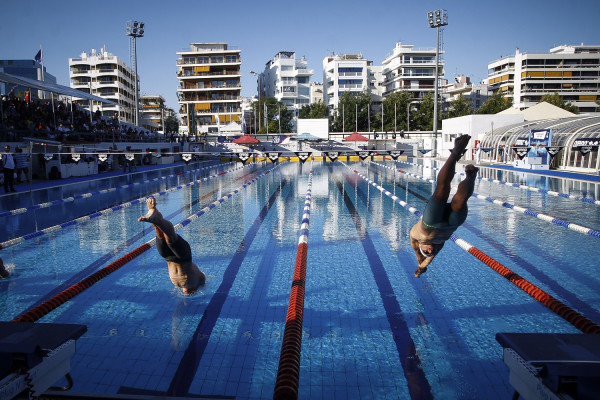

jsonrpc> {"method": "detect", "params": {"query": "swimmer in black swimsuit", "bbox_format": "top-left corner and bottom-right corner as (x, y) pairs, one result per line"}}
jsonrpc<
(139, 196), (205, 294)
(409, 134), (479, 277)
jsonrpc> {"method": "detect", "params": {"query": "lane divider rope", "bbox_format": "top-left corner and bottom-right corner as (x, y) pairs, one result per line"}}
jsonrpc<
(274, 169), (313, 400)
(394, 159), (600, 206)
(371, 161), (600, 239)
(0, 161), (235, 218)
(12, 163), (281, 323)
(0, 162), (261, 250)
(342, 161), (600, 334)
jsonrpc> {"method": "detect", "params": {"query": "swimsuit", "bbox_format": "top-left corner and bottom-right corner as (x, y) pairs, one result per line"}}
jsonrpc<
(422, 197), (468, 230)
(156, 235), (192, 263)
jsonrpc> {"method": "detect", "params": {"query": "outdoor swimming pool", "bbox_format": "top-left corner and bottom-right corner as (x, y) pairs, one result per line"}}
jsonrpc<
(1, 158), (599, 399)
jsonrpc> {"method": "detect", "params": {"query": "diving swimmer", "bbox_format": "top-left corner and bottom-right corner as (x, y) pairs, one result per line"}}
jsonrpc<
(410, 134), (479, 277)
(139, 196), (205, 294)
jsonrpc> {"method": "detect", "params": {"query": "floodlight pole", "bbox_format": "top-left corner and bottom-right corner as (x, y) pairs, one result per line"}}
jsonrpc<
(126, 20), (144, 127)
(428, 9), (447, 157)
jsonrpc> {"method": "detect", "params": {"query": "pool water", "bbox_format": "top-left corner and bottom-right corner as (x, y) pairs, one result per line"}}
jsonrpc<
(1, 159), (599, 399)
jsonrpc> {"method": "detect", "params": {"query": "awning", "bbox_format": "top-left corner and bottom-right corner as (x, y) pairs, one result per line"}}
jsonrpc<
(0, 72), (118, 105)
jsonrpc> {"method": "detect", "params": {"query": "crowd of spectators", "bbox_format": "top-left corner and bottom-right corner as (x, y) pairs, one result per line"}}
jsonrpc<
(0, 91), (166, 143)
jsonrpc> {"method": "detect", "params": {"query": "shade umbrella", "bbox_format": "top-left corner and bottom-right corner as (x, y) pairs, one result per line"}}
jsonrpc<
(343, 132), (369, 149)
(232, 134), (260, 144)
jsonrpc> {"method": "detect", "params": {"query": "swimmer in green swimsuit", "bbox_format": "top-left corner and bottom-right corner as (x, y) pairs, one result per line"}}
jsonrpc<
(139, 196), (205, 294)
(410, 134), (479, 277)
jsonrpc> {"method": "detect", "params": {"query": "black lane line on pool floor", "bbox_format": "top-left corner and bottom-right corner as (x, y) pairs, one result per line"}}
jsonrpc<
(18, 167), (263, 316)
(334, 171), (433, 400)
(371, 165), (600, 323)
(165, 178), (289, 397)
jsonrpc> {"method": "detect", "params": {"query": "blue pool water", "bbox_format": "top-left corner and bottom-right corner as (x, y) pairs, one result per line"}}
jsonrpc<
(1, 159), (599, 399)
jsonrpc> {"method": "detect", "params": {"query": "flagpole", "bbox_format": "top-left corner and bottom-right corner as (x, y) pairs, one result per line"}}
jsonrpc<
(40, 45), (45, 99)
(278, 105), (281, 134)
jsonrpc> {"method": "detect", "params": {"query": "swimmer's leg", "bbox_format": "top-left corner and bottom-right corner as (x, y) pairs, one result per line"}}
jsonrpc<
(139, 197), (177, 243)
(450, 164), (479, 214)
(433, 135), (471, 203)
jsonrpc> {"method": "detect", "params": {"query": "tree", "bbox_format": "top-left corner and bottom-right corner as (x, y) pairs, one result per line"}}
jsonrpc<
(298, 101), (328, 119)
(252, 97), (293, 133)
(411, 94), (436, 131)
(381, 91), (413, 132)
(447, 94), (474, 118)
(476, 92), (513, 114)
(540, 93), (579, 114)
(331, 91), (372, 132)
(164, 115), (179, 133)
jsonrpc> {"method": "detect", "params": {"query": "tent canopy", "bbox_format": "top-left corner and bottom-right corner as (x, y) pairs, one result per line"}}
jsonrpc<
(0, 71), (118, 105)
(232, 134), (260, 144)
(343, 132), (369, 141)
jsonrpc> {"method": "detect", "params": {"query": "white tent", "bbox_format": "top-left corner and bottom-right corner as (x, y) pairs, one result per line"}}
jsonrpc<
(498, 102), (575, 121)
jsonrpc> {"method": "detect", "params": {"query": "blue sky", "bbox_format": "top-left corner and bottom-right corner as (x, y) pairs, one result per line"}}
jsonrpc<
(1, 0), (598, 112)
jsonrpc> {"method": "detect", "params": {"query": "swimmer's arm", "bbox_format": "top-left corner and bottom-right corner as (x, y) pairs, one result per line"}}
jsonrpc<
(410, 235), (426, 265)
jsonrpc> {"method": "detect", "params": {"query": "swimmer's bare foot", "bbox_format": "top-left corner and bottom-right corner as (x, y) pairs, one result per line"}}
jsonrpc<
(464, 164), (479, 177)
(0, 258), (9, 279)
(414, 266), (427, 278)
(138, 197), (157, 222)
(450, 135), (471, 159)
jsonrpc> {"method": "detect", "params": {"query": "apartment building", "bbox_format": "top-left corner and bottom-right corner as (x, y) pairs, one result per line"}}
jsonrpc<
(140, 94), (166, 132)
(176, 42), (242, 135)
(261, 52), (313, 110)
(310, 82), (324, 105)
(443, 75), (490, 111)
(381, 41), (442, 101)
(69, 47), (136, 123)
(322, 53), (376, 111)
(487, 44), (600, 112)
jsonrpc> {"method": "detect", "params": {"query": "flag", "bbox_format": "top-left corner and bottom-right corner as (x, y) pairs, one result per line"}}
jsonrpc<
(34, 49), (42, 64)
(272, 114), (280, 121)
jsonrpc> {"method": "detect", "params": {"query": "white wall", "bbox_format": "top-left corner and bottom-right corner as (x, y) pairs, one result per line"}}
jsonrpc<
(441, 114), (524, 160)
(296, 119), (329, 139)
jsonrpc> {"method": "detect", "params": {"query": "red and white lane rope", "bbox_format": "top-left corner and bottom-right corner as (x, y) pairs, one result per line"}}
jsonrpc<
(342, 161), (600, 334)
(13, 164), (281, 323)
(274, 168), (314, 400)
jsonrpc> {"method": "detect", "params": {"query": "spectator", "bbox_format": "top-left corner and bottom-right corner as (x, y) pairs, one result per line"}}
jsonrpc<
(13, 147), (29, 183)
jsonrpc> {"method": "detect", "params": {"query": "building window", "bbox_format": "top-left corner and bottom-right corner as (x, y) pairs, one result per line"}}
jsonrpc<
(298, 77), (308, 83)
(197, 56), (209, 64)
(225, 55), (237, 63)
(211, 56), (223, 63)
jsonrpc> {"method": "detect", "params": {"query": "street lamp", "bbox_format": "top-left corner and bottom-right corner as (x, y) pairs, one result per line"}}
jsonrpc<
(407, 100), (420, 133)
(428, 9), (447, 157)
(126, 20), (144, 126)
(250, 71), (261, 132)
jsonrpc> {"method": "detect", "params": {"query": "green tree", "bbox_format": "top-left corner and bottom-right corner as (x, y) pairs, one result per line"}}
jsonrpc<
(410, 94), (436, 131)
(331, 91), (372, 132)
(298, 101), (328, 119)
(476, 92), (513, 114)
(447, 94), (474, 118)
(540, 93), (579, 114)
(252, 97), (293, 133)
(381, 91), (413, 132)
(164, 115), (179, 133)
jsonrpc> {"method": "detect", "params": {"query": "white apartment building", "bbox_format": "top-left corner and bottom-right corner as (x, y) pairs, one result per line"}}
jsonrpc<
(69, 47), (136, 124)
(322, 53), (376, 112)
(310, 82), (324, 105)
(487, 44), (600, 112)
(140, 94), (166, 132)
(260, 51), (313, 123)
(381, 41), (442, 101)
(443, 75), (490, 111)
(176, 42), (242, 135)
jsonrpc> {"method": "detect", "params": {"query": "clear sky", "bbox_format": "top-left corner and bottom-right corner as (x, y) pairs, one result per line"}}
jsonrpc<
(1, 0), (598, 112)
